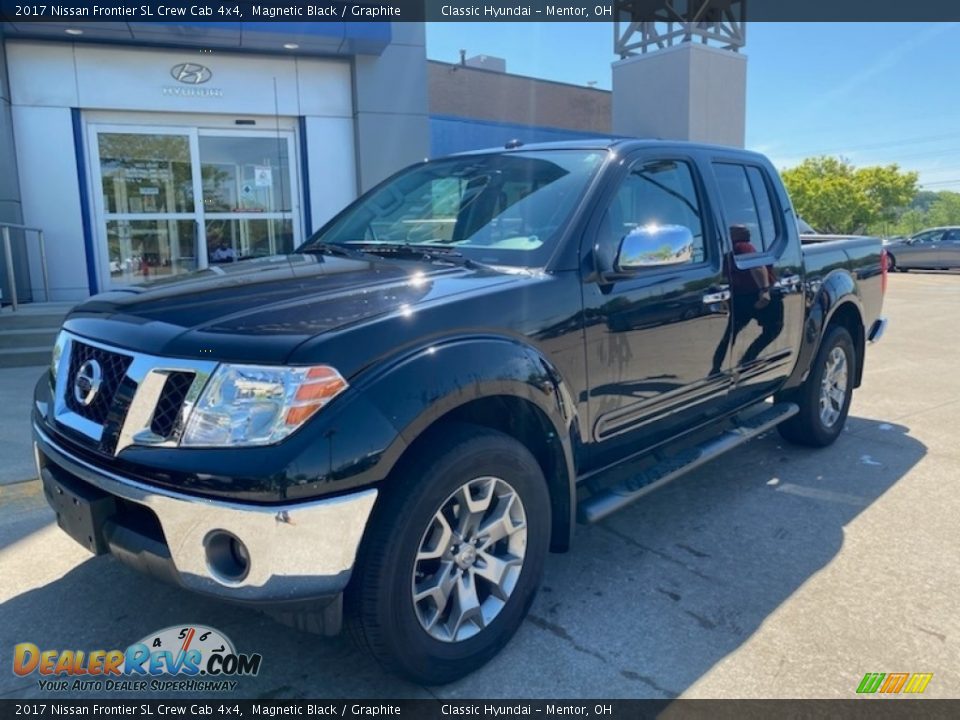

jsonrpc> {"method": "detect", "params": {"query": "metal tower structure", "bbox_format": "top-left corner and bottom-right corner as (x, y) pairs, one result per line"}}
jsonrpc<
(614, 0), (747, 58)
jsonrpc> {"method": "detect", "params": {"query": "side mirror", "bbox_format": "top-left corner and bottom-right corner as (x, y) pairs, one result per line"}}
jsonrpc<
(615, 224), (695, 272)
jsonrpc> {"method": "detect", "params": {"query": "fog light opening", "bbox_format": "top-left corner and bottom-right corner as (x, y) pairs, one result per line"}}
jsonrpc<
(204, 530), (250, 584)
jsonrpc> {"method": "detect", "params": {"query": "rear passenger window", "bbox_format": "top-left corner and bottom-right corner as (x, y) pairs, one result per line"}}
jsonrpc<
(713, 163), (781, 253)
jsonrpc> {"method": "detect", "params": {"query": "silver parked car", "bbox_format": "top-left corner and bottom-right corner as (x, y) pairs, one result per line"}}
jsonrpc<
(886, 227), (960, 271)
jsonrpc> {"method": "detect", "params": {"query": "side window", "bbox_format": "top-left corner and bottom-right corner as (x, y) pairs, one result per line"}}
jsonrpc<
(602, 158), (706, 264)
(746, 167), (779, 249)
(713, 163), (781, 254)
(914, 230), (943, 244)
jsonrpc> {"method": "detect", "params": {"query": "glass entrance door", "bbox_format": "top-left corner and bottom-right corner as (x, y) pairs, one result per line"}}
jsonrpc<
(91, 128), (199, 285)
(89, 124), (300, 288)
(199, 131), (296, 267)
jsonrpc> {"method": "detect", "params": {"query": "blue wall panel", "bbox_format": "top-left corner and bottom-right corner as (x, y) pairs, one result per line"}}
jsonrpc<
(1, 22), (391, 56)
(430, 115), (608, 157)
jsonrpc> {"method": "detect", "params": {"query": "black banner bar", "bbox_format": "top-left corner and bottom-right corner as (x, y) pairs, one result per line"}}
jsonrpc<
(3, 0), (960, 23)
(1, 700), (958, 720)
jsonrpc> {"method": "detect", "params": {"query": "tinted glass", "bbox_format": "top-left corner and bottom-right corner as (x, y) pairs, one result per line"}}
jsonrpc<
(301, 150), (607, 267)
(746, 166), (779, 250)
(603, 158), (705, 263)
(98, 133), (194, 214)
(106, 219), (196, 283)
(713, 163), (769, 253)
(206, 218), (294, 264)
(913, 230), (944, 244)
(199, 135), (292, 213)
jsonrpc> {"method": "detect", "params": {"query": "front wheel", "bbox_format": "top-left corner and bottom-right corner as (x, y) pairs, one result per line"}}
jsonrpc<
(346, 424), (551, 684)
(778, 325), (856, 447)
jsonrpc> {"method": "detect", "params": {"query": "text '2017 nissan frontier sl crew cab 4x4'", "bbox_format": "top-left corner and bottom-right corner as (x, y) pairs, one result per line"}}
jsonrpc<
(33, 140), (887, 683)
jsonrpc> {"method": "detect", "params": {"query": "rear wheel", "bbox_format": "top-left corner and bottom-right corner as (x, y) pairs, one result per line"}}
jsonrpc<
(346, 424), (550, 684)
(886, 253), (897, 272)
(778, 326), (855, 447)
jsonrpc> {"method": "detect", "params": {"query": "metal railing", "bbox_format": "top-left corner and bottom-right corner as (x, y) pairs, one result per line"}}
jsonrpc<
(1, 223), (49, 312)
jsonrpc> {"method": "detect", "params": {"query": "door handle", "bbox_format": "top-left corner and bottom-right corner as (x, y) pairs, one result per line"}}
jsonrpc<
(702, 289), (731, 304)
(774, 274), (801, 290)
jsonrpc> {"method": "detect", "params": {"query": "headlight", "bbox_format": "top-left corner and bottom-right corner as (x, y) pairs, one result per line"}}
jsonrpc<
(50, 331), (66, 381)
(181, 364), (347, 447)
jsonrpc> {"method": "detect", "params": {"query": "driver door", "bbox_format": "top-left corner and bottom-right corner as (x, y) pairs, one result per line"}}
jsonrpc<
(901, 230), (944, 269)
(582, 153), (732, 470)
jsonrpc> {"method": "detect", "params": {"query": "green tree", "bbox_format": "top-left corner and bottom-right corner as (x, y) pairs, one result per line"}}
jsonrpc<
(909, 190), (940, 213)
(894, 208), (928, 235)
(926, 191), (960, 227)
(887, 191), (960, 235)
(781, 157), (918, 234)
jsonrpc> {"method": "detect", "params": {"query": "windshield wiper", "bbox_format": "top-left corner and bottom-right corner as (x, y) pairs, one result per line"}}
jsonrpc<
(344, 243), (495, 271)
(298, 242), (373, 261)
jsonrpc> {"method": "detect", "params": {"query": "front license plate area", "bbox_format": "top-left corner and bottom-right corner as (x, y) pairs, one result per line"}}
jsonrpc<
(41, 466), (116, 555)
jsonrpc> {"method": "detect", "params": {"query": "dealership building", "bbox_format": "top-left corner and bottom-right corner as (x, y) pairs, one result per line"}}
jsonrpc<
(0, 20), (746, 304)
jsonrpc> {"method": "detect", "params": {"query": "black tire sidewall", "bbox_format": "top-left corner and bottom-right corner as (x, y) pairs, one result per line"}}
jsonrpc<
(356, 427), (551, 683)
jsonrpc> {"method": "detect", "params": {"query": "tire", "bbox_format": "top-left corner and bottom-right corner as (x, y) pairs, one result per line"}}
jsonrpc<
(346, 423), (551, 684)
(886, 254), (896, 272)
(777, 325), (856, 447)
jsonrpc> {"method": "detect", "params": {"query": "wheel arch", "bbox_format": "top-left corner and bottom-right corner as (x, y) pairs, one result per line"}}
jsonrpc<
(396, 397), (575, 553)
(823, 300), (865, 387)
(354, 336), (580, 553)
(782, 269), (865, 392)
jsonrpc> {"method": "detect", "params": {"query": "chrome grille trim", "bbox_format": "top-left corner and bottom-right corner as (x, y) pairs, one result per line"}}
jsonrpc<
(53, 331), (218, 456)
(63, 340), (133, 423)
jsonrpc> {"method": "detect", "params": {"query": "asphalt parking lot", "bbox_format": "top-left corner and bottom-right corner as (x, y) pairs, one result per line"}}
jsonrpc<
(1, 271), (958, 700)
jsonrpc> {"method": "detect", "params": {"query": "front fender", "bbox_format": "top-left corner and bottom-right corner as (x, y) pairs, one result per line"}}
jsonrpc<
(354, 337), (573, 442)
(352, 335), (580, 549)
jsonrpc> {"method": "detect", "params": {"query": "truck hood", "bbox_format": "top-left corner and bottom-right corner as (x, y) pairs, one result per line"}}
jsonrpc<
(63, 253), (521, 363)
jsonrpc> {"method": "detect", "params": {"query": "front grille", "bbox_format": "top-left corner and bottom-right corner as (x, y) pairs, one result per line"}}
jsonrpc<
(150, 372), (195, 438)
(65, 342), (134, 424)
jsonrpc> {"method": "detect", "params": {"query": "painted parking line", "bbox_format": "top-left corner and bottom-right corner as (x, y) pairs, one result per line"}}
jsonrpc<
(774, 482), (868, 507)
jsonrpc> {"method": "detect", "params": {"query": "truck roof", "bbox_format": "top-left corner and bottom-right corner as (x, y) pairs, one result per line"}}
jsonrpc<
(451, 138), (771, 161)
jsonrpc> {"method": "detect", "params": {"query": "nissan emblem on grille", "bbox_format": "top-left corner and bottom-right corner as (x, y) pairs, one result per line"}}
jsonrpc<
(73, 359), (103, 407)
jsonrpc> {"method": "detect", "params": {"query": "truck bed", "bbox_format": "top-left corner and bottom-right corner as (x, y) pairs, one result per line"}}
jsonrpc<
(800, 233), (886, 336)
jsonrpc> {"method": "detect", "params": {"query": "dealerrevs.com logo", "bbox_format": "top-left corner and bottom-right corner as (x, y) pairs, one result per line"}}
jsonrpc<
(13, 625), (262, 692)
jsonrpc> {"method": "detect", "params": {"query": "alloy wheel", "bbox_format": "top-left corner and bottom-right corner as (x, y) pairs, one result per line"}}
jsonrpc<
(411, 476), (528, 642)
(819, 346), (848, 428)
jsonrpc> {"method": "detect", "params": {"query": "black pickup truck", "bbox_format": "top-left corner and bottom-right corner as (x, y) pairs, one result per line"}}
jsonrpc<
(33, 140), (887, 683)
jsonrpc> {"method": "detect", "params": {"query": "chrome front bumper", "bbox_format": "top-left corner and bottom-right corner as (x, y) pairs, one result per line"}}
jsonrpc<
(34, 422), (377, 603)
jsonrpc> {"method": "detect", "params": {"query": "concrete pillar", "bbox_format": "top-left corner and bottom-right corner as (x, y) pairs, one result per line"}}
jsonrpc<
(0, 29), (23, 225)
(0, 29), (33, 305)
(352, 23), (430, 193)
(612, 42), (746, 148)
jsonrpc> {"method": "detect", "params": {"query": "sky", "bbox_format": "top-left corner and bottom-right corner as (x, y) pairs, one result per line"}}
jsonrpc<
(426, 22), (960, 191)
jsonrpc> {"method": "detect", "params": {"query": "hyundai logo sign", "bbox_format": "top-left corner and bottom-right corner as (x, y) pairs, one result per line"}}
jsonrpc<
(170, 63), (213, 85)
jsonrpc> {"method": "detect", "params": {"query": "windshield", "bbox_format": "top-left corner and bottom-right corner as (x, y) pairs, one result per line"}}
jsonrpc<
(299, 149), (608, 267)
